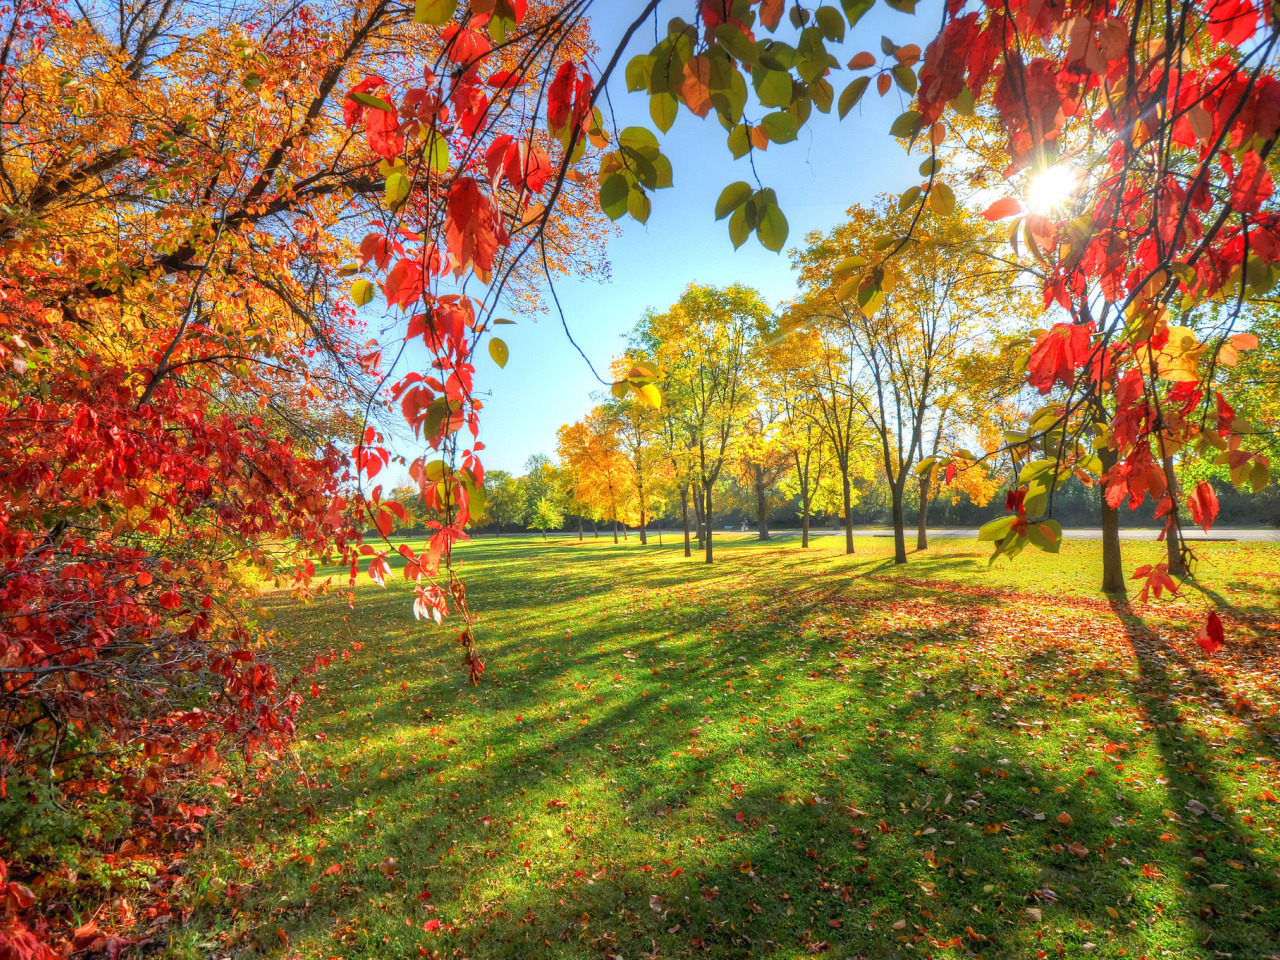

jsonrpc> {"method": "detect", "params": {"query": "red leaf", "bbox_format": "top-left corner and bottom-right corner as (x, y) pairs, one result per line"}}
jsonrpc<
(1205, 0), (1257, 46)
(982, 196), (1023, 220)
(1027, 322), (1094, 394)
(1187, 480), (1219, 533)
(1196, 611), (1225, 655)
(366, 102), (404, 160)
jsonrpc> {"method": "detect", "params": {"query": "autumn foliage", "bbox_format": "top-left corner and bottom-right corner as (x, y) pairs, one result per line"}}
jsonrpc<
(3, 0), (1279, 952)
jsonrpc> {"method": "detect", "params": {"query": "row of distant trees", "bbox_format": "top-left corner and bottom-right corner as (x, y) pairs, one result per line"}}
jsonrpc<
(382, 200), (1280, 565)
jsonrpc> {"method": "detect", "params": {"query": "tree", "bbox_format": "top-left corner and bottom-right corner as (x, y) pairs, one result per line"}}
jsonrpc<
(482, 470), (526, 535)
(529, 496), (564, 540)
(557, 409), (634, 543)
(389, 485), (424, 534)
(606, 381), (670, 545)
(794, 203), (1026, 563)
(642, 285), (767, 563)
(727, 409), (790, 540)
(780, 292), (872, 555)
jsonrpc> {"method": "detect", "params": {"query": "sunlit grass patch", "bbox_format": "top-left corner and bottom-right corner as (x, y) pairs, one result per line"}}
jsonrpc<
(177, 534), (1280, 960)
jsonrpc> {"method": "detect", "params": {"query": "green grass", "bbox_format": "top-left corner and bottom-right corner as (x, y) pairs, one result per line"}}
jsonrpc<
(177, 534), (1280, 960)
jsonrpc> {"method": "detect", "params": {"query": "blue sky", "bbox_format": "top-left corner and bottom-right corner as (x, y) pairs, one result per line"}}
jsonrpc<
(386, 1), (943, 477)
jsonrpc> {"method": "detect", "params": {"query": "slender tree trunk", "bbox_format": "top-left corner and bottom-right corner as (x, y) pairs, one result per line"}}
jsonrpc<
(754, 466), (770, 540)
(639, 502), (648, 545)
(841, 468), (855, 555)
(542, 526), (547, 540)
(704, 482), (714, 564)
(692, 486), (705, 549)
(917, 473), (930, 550)
(592, 519), (598, 538)
(1161, 452), (1187, 575)
(891, 482), (907, 565)
(1099, 446), (1124, 592)
(657, 518), (662, 545)
(577, 514), (583, 541)
(800, 491), (810, 549)
(612, 518), (619, 544)
(680, 484), (692, 558)
(623, 524), (629, 541)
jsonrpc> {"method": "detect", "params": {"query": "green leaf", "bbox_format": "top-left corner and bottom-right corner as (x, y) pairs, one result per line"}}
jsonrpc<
(760, 111), (798, 143)
(715, 23), (759, 65)
(424, 135), (449, 175)
(414, 0), (458, 25)
(814, 5), (846, 41)
(650, 93), (678, 133)
(610, 380), (628, 398)
(918, 156), (939, 176)
(809, 77), (834, 114)
(888, 109), (922, 139)
(757, 201), (789, 252)
(715, 181), (753, 220)
(727, 123), (751, 159)
(1019, 459), (1056, 484)
(350, 90), (393, 112)
(619, 126), (661, 158)
(489, 337), (509, 368)
(728, 204), (750, 249)
(950, 84), (975, 116)
(977, 515), (1016, 542)
(840, 0), (874, 28)
(492, 317), (516, 325)
(351, 279), (375, 307)
(898, 185), (921, 213)
(628, 186), (652, 224)
(837, 77), (869, 119)
(599, 173), (629, 220)
(651, 152), (674, 190)
(915, 455), (938, 476)
(835, 255), (866, 273)
(754, 68), (793, 109)
(883, 0), (919, 12)
(929, 182), (956, 216)
(891, 64), (917, 95)
(626, 54), (654, 93)
(1027, 520), (1063, 553)
(384, 171), (411, 209)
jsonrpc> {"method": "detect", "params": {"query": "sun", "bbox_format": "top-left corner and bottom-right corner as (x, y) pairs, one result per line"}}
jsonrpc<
(1025, 164), (1079, 214)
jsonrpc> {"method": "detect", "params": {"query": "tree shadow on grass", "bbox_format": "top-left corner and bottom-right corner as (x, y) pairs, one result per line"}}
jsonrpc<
(183, 551), (1280, 960)
(1108, 598), (1280, 957)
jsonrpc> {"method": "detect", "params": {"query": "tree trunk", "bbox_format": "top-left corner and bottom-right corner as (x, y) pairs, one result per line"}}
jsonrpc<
(1161, 452), (1187, 576)
(841, 469), (855, 555)
(754, 466), (770, 540)
(680, 484), (692, 558)
(891, 482), (907, 564)
(577, 514), (583, 541)
(612, 518), (618, 544)
(1098, 446), (1124, 592)
(747, 465), (768, 542)
(800, 491), (810, 549)
(916, 473), (930, 550)
(542, 526), (547, 540)
(692, 486), (705, 549)
(704, 482), (714, 564)
(639, 503), (648, 545)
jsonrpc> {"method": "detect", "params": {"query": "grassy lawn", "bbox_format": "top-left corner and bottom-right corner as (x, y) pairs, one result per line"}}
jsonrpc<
(178, 534), (1280, 960)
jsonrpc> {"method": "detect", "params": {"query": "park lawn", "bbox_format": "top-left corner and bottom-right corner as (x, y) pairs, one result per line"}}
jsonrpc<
(176, 534), (1280, 960)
